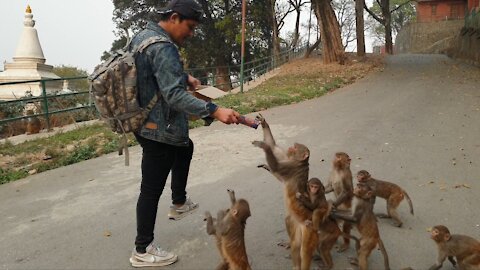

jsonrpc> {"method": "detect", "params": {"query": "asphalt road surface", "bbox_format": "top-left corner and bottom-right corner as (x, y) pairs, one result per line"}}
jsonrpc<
(1, 54), (479, 270)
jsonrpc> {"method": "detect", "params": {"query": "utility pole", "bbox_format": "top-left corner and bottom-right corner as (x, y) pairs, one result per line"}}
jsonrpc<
(240, 0), (246, 93)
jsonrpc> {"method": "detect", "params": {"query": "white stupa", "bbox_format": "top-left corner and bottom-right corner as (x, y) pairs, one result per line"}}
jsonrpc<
(0, 5), (61, 100)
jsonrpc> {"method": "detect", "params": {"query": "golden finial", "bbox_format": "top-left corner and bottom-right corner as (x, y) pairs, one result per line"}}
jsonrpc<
(26, 5), (32, 13)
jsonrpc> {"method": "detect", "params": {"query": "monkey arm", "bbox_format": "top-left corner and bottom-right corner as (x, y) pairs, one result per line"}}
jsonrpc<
(263, 145), (280, 172)
(296, 194), (317, 211)
(227, 189), (236, 205)
(330, 212), (358, 223)
(324, 182), (333, 193)
(332, 190), (352, 207)
(205, 212), (216, 235)
(428, 252), (446, 270)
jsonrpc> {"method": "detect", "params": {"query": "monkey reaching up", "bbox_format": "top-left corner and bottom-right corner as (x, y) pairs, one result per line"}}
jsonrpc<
(325, 152), (354, 252)
(205, 189), (252, 270)
(429, 225), (480, 270)
(356, 170), (414, 227)
(332, 183), (390, 270)
(252, 114), (317, 270)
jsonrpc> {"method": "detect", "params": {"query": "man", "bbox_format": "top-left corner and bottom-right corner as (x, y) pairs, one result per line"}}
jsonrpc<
(129, 0), (241, 267)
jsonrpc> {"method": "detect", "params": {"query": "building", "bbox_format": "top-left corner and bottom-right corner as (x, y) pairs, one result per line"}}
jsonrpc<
(0, 6), (61, 101)
(416, 0), (472, 22)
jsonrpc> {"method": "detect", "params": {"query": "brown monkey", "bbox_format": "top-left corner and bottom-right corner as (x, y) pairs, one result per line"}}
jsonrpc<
(205, 189), (252, 270)
(296, 178), (360, 270)
(325, 152), (354, 252)
(252, 114), (316, 270)
(357, 170), (414, 227)
(429, 225), (480, 270)
(25, 109), (41, 135)
(296, 178), (330, 230)
(331, 183), (390, 270)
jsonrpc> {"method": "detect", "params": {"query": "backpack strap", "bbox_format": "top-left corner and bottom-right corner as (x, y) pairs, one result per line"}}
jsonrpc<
(133, 36), (170, 54)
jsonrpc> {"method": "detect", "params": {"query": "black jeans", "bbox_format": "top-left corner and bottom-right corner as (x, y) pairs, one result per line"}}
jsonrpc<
(134, 134), (194, 253)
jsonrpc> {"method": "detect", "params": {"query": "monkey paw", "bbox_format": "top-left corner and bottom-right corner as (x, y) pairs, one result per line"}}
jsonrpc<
(252, 140), (266, 148)
(304, 220), (312, 227)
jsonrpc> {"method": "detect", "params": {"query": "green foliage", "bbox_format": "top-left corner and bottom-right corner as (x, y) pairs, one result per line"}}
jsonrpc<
(60, 145), (97, 166)
(108, 0), (273, 70)
(366, 0), (416, 43)
(0, 168), (28, 185)
(53, 65), (89, 91)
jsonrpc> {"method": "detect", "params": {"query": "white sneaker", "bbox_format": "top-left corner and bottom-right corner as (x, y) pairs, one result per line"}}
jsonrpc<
(129, 243), (178, 268)
(168, 197), (199, 220)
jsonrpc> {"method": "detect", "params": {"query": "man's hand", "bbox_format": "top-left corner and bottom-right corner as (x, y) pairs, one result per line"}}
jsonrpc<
(211, 108), (240, 124)
(187, 74), (201, 92)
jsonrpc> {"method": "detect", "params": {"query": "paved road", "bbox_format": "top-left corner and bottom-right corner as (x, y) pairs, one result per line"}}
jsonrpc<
(1, 54), (479, 270)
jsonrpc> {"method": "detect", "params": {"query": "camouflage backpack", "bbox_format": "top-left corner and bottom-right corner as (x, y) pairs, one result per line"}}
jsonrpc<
(88, 36), (170, 165)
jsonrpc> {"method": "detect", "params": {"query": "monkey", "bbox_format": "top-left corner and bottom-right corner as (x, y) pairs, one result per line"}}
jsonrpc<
(205, 189), (252, 270)
(331, 183), (390, 270)
(252, 114), (316, 270)
(295, 178), (330, 230)
(428, 225), (480, 270)
(356, 170), (414, 227)
(324, 152), (354, 252)
(25, 109), (41, 135)
(296, 177), (361, 270)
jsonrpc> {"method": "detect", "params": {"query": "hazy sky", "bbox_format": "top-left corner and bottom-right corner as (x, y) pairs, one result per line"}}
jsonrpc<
(0, 1), (372, 74)
(0, 0), (116, 73)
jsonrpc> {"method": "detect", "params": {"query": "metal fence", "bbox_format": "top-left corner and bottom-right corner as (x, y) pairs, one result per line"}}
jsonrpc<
(465, 9), (480, 29)
(0, 44), (307, 134)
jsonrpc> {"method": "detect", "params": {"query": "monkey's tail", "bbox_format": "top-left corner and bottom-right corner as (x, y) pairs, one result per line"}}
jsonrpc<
(378, 238), (390, 270)
(403, 190), (414, 215)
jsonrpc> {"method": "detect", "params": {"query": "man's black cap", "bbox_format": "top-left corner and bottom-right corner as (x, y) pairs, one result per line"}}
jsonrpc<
(159, 0), (204, 22)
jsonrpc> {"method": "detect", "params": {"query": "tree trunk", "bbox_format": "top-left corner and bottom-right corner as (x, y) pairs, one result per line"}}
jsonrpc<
(312, 0), (345, 64)
(381, 0), (393, 54)
(270, 0), (281, 61)
(214, 56), (232, 91)
(291, 8), (301, 49)
(304, 37), (322, 58)
(355, 0), (366, 56)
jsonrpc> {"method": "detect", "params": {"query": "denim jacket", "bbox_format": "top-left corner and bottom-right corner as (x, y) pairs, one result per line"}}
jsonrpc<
(131, 21), (217, 146)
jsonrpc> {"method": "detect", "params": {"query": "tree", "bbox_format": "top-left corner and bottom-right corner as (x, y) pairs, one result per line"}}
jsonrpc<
(332, 0), (357, 51)
(365, 0), (415, 54)
(312, 0), (345, 63)
(287, 0), (308, 49)
(107, 0), (274, 91)
(355, 0), (366, 56)
(53, 65), (89, 91)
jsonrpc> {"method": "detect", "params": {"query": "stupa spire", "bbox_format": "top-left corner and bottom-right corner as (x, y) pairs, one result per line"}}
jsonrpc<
(13, 5), (46, 63)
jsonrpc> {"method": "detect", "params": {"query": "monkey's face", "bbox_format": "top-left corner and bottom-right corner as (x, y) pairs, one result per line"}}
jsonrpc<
(356, 170), (370, 182)
(309, 183), (321, 195)
(288, 143), (310, 161)
(353, 183), (373, 199)
(430, 226), (451, 242)
(334, 152), (351, 168)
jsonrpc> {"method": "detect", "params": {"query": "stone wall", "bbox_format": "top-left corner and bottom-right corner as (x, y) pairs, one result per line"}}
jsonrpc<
(395, 20), (464, 53)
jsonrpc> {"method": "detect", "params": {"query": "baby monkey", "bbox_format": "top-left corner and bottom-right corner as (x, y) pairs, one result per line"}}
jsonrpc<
(296, 178), (330, 231)
(205, 189), (252, 270)
(429, 225), (480, 270)
(356, 170), (414, 227)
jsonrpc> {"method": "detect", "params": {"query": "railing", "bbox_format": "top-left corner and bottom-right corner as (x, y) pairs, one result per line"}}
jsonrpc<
(0, 44), (307, 135)
(465, 9), (480, 29)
